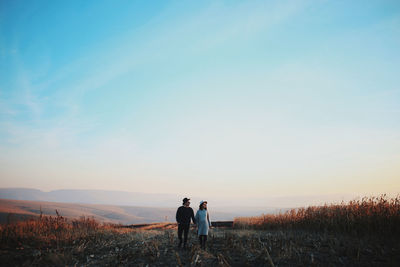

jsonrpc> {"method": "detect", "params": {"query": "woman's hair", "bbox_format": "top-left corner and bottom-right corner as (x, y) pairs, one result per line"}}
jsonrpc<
(199, 203), (207, 210)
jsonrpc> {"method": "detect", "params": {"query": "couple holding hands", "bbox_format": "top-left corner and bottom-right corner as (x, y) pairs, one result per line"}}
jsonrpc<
(175, 197), (211, 249)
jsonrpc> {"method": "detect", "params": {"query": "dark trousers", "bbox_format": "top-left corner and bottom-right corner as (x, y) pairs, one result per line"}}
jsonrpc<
(178, 224), (190, 245)
(199, 235), (207, 249)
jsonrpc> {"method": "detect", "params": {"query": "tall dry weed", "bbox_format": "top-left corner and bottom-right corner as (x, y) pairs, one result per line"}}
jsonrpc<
(234, 195), (400, 237)
(0, 212), (112, 249)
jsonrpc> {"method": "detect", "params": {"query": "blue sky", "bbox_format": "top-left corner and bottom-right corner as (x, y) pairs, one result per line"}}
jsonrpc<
(1, 0), (399, 203)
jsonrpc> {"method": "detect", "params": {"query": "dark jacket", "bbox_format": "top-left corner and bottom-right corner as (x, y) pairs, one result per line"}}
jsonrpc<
(176, 206), (196, 225)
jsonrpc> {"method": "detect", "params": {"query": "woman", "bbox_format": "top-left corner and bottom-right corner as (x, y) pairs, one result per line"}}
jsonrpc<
(195, 200), (211, 249)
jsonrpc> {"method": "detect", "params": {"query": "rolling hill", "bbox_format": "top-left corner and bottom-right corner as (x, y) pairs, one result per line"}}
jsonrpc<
(0, 198), (236, 224)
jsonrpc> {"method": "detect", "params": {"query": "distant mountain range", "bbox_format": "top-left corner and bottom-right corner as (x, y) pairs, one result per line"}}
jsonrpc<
(0, 188), (180, 207)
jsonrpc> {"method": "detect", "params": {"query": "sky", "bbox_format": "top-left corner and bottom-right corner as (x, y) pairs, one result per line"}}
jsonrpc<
(1, 0), (400, 204)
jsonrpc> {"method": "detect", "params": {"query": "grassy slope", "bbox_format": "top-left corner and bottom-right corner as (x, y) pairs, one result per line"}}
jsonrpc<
(0, 199), (175, 224)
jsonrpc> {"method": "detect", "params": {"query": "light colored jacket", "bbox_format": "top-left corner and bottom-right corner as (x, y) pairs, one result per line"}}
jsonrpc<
(195, 209), (211, 235)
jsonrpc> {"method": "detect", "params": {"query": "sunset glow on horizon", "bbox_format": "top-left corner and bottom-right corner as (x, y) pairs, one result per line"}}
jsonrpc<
(1, 0), (399, 203)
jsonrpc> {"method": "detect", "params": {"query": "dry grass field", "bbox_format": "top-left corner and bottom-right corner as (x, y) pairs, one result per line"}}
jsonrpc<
(234, 195), (400, 236)
(0, 195), (399, 266)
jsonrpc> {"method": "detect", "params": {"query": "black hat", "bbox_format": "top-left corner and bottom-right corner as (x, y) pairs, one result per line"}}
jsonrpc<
(183, 197), (190, 203)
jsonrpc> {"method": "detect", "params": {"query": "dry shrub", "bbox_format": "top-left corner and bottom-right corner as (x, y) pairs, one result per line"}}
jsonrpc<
(234, 194), (400, 237)
(0, 211), (121, 249)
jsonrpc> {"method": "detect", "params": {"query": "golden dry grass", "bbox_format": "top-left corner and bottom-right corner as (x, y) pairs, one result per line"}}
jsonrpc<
(234, 194), (400, 236)
(0, 211), (130, 250)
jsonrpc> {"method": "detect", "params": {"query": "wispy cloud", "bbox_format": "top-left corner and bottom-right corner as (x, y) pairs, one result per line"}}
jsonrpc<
(1, 0), (309, 141)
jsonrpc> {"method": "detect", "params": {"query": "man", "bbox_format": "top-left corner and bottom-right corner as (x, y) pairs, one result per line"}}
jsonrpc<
(176, 197), (196, 248)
